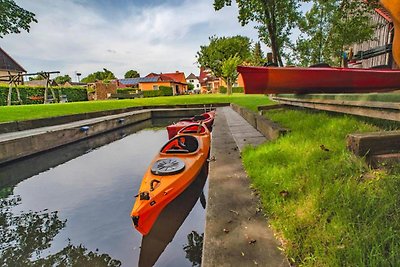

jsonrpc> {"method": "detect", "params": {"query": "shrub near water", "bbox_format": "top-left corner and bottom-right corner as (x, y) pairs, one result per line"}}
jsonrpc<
(242, 109), (400, 266)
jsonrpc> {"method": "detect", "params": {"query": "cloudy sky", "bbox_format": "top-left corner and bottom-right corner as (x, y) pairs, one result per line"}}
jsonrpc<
(1, 0), (269, 81)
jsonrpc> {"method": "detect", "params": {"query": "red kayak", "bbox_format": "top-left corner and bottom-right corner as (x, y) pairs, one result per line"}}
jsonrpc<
(166, 111), (215, 139)
(237, 66), (400, 94)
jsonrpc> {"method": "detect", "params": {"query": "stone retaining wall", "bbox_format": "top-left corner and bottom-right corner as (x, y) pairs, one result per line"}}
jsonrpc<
(230, 103), (289, 140)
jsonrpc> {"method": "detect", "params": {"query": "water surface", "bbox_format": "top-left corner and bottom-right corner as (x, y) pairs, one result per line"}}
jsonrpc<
(0, 121), (207, 266)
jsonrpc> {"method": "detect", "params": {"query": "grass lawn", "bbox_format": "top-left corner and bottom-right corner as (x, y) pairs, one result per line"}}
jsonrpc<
(242, 109), (400, 266)
(0, 94), (271, 123)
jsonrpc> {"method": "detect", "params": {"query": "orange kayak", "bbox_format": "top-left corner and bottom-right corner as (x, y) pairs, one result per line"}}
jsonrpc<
(131, 123), (211, 235)
(166, 111), (215, 139)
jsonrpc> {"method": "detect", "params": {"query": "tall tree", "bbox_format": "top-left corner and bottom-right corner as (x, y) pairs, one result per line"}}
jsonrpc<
(250, 41), (265, 66)
(124, 70), (140, 78)
(0, 0), (37, 38)
(196, 35), (251, 95)
(221, 54), (242, 94)
(293, 0), (379, 66)
(197, 35), (250, 77)
(81, 68), (116, 83)
(214, 0), (300, 66)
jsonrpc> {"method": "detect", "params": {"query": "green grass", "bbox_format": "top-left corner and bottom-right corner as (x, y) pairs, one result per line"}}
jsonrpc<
(0, 94), (272, 123)
(242, 109), (400, 266)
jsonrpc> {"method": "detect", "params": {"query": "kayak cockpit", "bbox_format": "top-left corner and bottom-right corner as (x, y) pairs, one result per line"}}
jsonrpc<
(160, 135), (199, 154)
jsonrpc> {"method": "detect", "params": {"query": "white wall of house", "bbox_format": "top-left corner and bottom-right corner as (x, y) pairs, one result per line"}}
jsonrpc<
(186, 78), (201, 90)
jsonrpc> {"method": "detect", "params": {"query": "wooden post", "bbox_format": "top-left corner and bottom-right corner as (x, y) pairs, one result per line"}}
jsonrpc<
(7, 80), (12, 106)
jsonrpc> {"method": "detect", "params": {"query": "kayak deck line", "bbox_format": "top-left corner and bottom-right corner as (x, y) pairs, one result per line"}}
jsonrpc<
(202, 106), (289, 267)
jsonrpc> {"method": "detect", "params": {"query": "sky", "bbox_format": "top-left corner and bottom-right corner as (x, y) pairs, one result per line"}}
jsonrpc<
(1, 0), (268, 82)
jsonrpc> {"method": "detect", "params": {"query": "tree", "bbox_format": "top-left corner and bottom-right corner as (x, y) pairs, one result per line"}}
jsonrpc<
(250, 41), (265, 66)
(124, 70), (140, 78)
(0, 0), (37, 38)
(292, 0), (379, 66)
(81, 68), (116, 83)
(221, 54), (242, 95)
(54, 75), (72, 85)
(28, 75), (44, 81)
(214, 0), (301, 66)
(197, 35), (250, 95)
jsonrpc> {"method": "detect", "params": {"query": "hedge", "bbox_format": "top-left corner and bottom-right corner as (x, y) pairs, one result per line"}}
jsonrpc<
(218, 86), (244, 94)
(0, 85), (88, 105)
(142, 86), (173, 98)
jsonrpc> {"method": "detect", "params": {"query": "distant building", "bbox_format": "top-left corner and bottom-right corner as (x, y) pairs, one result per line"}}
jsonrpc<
(199, 67), (220, 93)
(25, 79), (58, 87)
(0, 47), (26, 84)
(115, 71), (188, 95)
(63, 81), (87, 87)
(350, 5), (396, 68)
(186, 73), (201, 91)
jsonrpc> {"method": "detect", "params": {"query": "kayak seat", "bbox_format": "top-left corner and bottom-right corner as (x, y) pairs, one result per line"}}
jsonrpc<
(161, 135), (199, 153)
(166, 149), (190, 154)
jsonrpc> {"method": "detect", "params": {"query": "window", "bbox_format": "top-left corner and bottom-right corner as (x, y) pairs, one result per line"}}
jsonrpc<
(153, 85), (159, 90)
(196, 84), (200, 88)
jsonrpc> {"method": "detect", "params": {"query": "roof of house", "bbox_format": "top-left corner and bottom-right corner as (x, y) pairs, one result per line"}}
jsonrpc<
(375, 7), (392, 22)
(161, 71), (187, 83)
(186, 73), (198, 80)
(66, 81), (87, 86)
(118, 76), (162, 86)
(25, 79), (58, 87)
(0, 47), (27, 73)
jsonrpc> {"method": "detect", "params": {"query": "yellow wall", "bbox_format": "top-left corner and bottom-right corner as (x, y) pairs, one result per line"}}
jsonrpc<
(139, 82), (188, 94)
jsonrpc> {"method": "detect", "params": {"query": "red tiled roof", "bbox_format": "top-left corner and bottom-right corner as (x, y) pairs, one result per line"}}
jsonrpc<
(162, 71), (186, 83)
(375, 7), (392, 22)
(145, 71), (187, 83)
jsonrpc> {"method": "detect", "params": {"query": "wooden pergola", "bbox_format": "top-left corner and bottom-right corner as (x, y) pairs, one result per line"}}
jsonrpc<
(0, 71), (60, 106)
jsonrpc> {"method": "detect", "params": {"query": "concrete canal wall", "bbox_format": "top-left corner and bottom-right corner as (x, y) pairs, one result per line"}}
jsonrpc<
(0, 107), (213, 165)
(0, 103), (229, 134)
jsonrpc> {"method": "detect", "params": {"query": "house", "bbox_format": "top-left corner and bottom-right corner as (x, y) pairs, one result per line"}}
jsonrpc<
(25, 79), (58, 87)
(350, 5), (397, 68)
(115, 71), (188, 95)
(186, 73), (201, 91)
(63, 81), (87, 87)
(199, 67), (221, 93)
(0, 47), (26, 84)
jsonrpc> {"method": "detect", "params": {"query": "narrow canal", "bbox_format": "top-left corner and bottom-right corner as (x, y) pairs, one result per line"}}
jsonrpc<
(0, 120), (208, 267)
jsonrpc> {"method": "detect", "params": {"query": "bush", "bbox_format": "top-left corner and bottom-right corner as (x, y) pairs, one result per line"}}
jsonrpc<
(116, 88), (137, 94)
(143, 90), (160, 98)
(232, 87), (244, 93)
(159, 86), (173, 96)
(219, 86), (227, 94)
(0, 85), (88, 105)
(218, 86), (243, 94)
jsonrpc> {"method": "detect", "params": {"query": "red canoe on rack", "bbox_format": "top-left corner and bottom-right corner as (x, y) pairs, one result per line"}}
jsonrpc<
(166, 111), (215, 139)
(237, 66), (400, 94)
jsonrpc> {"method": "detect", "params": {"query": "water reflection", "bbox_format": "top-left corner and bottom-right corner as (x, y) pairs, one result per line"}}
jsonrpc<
(0, 194), (121, 266)
(139, 163), (208, 267)
(183, 231), (204, 267)
(0, 119), (208, 267)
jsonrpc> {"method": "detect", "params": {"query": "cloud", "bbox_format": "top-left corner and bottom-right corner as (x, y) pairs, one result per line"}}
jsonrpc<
(3, 0), (262, 80)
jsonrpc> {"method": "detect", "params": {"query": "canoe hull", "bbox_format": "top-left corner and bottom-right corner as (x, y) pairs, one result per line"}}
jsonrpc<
(167, 111), (215, 139)
(131, 126), (211, 235)
(237, 66), (400, 94)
